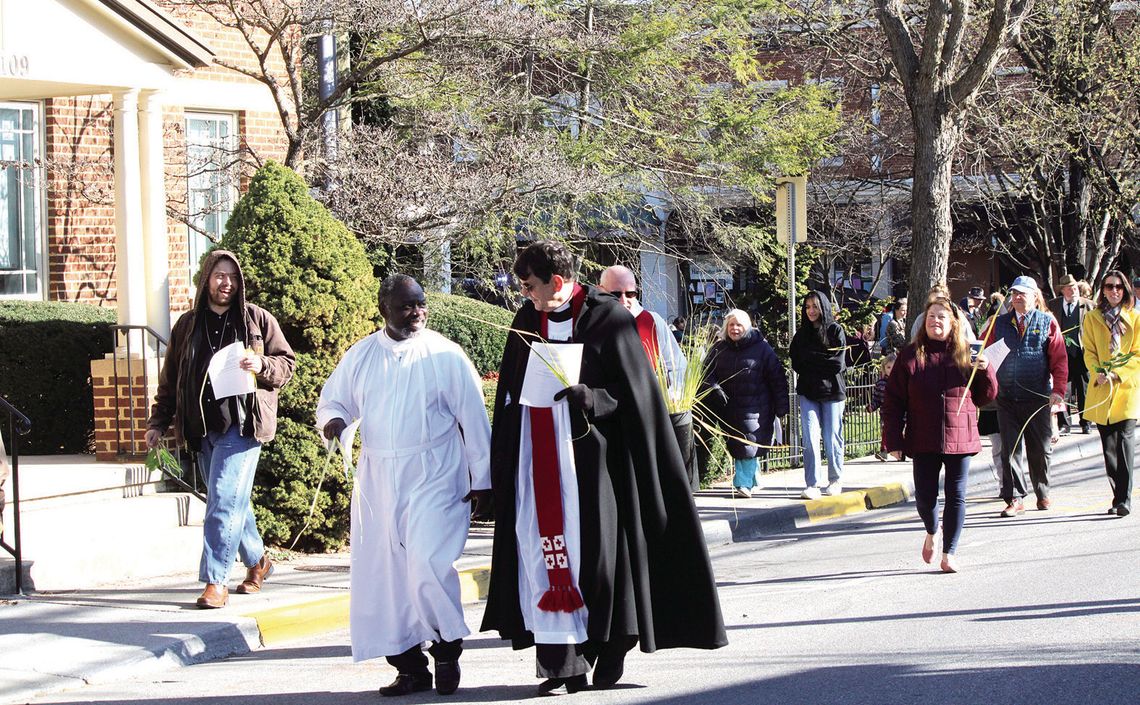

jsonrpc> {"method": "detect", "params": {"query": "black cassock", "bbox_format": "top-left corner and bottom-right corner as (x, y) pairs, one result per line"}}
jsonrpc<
(480, 284), (727, 654)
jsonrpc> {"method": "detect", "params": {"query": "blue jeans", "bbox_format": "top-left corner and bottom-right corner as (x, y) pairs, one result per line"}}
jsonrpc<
(799, 396), (845, 488)
(197, 426), (265, 585)
(912, 453), (970, 554)
(733, 457), (761, 489)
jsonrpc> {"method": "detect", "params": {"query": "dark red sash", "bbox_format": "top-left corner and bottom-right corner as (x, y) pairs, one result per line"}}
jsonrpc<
(529, 283), (587, 613)
(635, 309), (660, 370)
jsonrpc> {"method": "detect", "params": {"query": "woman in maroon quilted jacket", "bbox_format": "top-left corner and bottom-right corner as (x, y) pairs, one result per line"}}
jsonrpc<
(881, 296), (998, 573)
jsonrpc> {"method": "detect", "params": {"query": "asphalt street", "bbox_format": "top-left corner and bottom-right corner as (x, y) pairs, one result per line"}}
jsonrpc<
(26, 449), (1140, 705)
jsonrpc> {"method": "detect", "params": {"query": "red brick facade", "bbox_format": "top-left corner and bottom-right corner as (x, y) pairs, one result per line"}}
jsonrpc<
(41, 0), (291, 315)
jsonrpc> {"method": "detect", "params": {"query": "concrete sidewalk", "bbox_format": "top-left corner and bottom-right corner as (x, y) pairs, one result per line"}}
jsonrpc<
(0, 432), (1102, 705)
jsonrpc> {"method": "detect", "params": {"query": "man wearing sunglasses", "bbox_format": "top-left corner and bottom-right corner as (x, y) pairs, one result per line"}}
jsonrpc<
(598, 265), (687, 395)
(983, 275), (1069, 517)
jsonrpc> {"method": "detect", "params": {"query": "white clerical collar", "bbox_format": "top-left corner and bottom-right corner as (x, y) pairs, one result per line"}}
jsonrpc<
(627, 300), (644, 317)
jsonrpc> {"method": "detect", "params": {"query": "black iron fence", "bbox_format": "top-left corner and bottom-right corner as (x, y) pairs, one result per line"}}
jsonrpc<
(1, 395), (31, 594)
(109, 326), (205, 501)
(760, 363), (883, 474)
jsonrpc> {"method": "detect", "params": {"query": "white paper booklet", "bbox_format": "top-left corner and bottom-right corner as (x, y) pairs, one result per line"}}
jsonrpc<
(984, 338), (1010, 372)
(519, 342), (584, 407)
(206, 341), (257, 399)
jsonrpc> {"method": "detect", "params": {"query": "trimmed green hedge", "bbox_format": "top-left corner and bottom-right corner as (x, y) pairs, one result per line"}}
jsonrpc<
(426, 292), (514, 376)
(0, 301), (115, 454)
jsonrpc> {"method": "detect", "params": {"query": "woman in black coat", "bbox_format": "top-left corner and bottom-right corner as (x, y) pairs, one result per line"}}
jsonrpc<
(702, 310), (790, 498)
(789, 291), (848, 499)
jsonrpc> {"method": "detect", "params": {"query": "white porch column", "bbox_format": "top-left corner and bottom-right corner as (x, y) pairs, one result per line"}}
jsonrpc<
(113, 89), (147, 333)
(138, 90), (170, 337)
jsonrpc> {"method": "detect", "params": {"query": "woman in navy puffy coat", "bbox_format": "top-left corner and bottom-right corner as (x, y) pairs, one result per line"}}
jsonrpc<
(702, 310), (790, 498)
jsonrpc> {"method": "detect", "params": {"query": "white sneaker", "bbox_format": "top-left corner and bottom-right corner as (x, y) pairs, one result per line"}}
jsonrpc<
(822, 482), (843, 496)
(733, 486), (752, 499)
(801, 486), (822, 500)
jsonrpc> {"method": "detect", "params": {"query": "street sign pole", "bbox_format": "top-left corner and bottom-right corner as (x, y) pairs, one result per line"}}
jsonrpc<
(776, 176), (807, 345)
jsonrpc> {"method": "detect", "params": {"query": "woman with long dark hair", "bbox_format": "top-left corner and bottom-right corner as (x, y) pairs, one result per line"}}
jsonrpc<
(789, 291), (847, 499)
(1082, 270), (1140, 517)
(882, 296), (998, 572)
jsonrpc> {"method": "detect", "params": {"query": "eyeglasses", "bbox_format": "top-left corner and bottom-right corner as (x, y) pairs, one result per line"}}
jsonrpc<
(614, 290), (638, 299)
(1103, 283), (1126, 291)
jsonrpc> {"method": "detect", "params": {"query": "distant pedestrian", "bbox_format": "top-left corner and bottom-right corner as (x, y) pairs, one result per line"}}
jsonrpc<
(846, 323), (873, 367)
(1081, 270), (1140, 517)
(882, 296), (998, 573)
(911, 284), (978, 342)
(961, 286), (986, 335)
(702, 310), (789, 499)
(882, 299), (908, 356)
(1132, 275), (1140, 303)
(868, 352), (897, 461)
(1048, 274), (1093, 434)
(672, 317), (687, 343)
(789, 291), (847, 499)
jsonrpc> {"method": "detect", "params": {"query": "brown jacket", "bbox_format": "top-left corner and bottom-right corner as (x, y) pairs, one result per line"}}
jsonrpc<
(147, 250), (295, 448)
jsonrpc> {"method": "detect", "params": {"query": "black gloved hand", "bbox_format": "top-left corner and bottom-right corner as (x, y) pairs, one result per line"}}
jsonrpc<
(464, 489), (493, 521)
(553, 384), (594, 413)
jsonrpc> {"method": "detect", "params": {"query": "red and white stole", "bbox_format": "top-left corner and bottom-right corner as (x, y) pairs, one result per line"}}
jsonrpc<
(635, 309), (661, 370)
(528, 284), (587, 613)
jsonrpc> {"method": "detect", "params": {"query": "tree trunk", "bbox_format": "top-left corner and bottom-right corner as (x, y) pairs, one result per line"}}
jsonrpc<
(906, 103), (961, 329)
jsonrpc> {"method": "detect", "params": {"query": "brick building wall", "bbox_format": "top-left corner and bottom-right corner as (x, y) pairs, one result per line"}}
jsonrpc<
(43, 96), (117, 306)
(42, 0), (291, 315)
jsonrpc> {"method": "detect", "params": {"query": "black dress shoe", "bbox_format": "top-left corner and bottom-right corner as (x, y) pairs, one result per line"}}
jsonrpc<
(592, 660), (625, 689)
(537, 674), (588, 695)
(435, 661), (460, 695)
(1117, 506), (1131, 517)
(1081, 422), (1091, 434)
(379, 672), (432, 697)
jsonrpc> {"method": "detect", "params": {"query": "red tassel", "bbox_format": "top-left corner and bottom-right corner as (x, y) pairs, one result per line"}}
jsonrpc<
(537, 586), (585, 613)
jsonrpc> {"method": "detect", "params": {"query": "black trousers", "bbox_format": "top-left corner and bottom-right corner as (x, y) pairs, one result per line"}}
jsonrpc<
(997, 398), (1053, 501)
(535, 637), (637, 679)
(1098, 420), (1136, 511)
(1067, 349), (1089, 427)
(386, 639), (463, 674)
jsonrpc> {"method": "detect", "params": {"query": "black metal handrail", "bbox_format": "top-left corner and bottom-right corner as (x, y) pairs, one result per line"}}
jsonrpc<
(1, 394), (31, 594)
(109, 326), (204, 502)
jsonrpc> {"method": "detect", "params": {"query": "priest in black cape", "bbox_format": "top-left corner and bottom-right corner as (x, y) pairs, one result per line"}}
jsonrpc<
(481, 241), (727, 694)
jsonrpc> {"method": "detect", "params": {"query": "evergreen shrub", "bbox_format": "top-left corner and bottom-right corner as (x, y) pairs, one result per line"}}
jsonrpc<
(0, 302), (115, 454)
(426, 292), (514, 376)
(219, 161), (378, 551)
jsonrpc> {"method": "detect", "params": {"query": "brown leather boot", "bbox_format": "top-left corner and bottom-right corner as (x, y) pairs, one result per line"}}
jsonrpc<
(196, 583), (228, 609)
(234, 555), (273, 594)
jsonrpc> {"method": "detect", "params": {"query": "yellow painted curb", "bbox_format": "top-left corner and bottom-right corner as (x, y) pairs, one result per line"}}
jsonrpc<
(804, 491), (868, 523)
(251, 593), (350, 646)
(864, 483), (910, 508)
(459, 567), (491, 604)
(247, 566), (492, 646)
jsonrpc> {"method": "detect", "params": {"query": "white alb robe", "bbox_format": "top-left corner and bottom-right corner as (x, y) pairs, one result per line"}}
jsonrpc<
(315, 329), (491, 662)
(514, 310), (589, 644)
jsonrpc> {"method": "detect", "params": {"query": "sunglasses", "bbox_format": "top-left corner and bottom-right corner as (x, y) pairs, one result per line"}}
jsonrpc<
(1103, 282), (1127, 291)
(614, 290), (638, 299)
